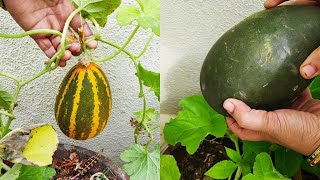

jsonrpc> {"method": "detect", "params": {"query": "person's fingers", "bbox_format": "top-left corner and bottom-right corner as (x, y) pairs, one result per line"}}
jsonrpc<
(223, 98), (271, 131)
(70, 14), (98, 49)
(289, 89), (312, 110)
(282, 0), (319, 6)
(264, 0), (286, 8)
(60, 50), (72, 62)
(35, 38), (57, 58)
(69, 42), (82, 56)
(300, 46), (320, 79)
(226, 118), (269, 141)
(59, 60), (67, 67)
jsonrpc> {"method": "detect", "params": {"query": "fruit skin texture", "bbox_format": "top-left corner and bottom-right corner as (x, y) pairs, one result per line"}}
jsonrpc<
(55, 62), (112, 140)
(200, 5), (320, 116)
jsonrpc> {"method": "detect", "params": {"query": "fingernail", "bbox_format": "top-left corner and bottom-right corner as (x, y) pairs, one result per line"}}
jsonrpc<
(223, 101), (235, 113)
(302, 65), (316, 78)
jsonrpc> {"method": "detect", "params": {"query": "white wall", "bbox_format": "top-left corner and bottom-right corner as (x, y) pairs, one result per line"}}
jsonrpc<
(161, 0), (265, 114)
(0, 0), (159, 164)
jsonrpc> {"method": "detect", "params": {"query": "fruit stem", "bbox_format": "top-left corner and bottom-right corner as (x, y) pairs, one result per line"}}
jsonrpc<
(0, 29), (62, 38)
(92, 25), (140, 62)
(58, 8), (82, 60)
(135, 33), (154, 59)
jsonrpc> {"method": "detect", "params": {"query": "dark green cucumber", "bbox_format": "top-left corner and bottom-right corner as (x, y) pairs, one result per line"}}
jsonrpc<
(200, 5), (320, 116)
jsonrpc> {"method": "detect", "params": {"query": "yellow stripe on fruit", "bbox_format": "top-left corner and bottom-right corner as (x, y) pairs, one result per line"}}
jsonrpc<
(68, 68), (85, 138)
(56, 68), (79, 122)
(87, 70), (101, 139)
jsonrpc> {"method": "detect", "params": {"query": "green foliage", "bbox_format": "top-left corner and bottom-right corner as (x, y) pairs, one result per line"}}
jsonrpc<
(242, 153), (290, 180)
(72, 0), (121, 27)
(275, 147), (303, 177)
(116, 0), (160, 36)
(205, 160), (239, 179)
(120, 144), (160, 180)
(0, 90), (12, 110)
(16, 166), (56, 180)
(301, 158), (320, 177)
(164, 95), (227, 154)
(0, 164), (21, 180)
(225, 147), (241, 163)
(310, 76), (320, 99)
(137, 63), (160, 101)
(160, 155), (180, 180)
(134, 108), (159, 124)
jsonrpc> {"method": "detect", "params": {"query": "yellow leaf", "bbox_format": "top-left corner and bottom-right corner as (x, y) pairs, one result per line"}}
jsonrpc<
(22, 125), (58, 166)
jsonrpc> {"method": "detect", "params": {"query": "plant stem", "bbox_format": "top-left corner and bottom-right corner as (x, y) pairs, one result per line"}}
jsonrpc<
(2, 117), (13, 138)
(89, 16), (101, 40)
(58, 8), (82, 60)
(10, 84), (22, 111)
(234, 166), (242, 180)
(135, 33), (154, 59)
(150, 125), (160, 131)
(21, 68), (49, 86)
(0, 72), (21, 83)
(98, 39), (134, 58)
(0, 29), (62, 38)
(0, 160), (10, 171)
(0, 111), (15, 119)
(93, 26), (140, 62)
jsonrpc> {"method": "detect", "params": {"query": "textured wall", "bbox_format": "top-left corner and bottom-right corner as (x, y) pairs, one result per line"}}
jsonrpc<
(0, 0), (159, 164)
(161, 0), (265, 114)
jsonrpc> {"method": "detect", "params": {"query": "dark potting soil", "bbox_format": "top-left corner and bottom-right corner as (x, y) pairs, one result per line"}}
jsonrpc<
(171, 135), (235, 180)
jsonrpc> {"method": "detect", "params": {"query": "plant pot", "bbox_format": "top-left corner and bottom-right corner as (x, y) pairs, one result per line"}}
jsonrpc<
(52, 144), (129, 180)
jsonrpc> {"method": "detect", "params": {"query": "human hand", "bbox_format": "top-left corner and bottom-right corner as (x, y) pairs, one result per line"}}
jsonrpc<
(223, 89), (320, 156)
(3, 0), (98, 67)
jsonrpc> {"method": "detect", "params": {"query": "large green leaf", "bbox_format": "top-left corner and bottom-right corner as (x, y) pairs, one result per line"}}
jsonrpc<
(160, 155), (180, 180)
(242, 153), (290, 180)
(242, 141), (272, 168)
(275, 147), (302, 177)
(310, 76), (320, 99)
(136, 63), (160, 101)
(163, 95), (227, 154)
(0, 90), (12, 110)
(16, 166), (56, 180)
(120, 144), (160, 180)
(205, 160), (239, 179)
(136, 0), (160, 36)
(116, 5), (141, 26)
(72, 0), (121, 27)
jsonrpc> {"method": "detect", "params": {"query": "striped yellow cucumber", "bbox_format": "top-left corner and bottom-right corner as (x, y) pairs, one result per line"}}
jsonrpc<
(55, 62), (112, 140)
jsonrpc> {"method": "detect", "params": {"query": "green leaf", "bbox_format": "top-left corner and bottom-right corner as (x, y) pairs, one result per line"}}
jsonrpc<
(121, 144), (160, 180)
(164, 95), (227, 154)
(275, 147), (302, 177)
(205, 160), (238, 179)
(0, 164), (22, 180)
(242, 165), (252, 176)
(0, 90), (12, 110)
(242, 152), (290, 180)
(16, 165), (56, 180)
(160, 155), (180, 180)
(310, 76), (320, 99)
(134, 108), (159, 124)
(137, 63), (160, 101)
(225, 147), (241, 163)
(72, 0), (121, 27)
(117, 5), (141, 26)
(136, 0), (160, 36)
(242, 141), (272, 167)
(301, 158), (320, 177)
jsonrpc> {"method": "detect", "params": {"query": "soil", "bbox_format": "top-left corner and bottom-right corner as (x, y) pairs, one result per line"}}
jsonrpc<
(51, 144), (129, 180)
(171, 135), (234, 180)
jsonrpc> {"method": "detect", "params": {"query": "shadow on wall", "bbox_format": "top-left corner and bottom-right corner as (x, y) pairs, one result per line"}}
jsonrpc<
(161, 53), (203, 114)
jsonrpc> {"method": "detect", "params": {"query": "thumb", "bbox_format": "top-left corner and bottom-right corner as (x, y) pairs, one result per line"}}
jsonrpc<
(300, 46), (320, 79)
(223, 99), (272, 132)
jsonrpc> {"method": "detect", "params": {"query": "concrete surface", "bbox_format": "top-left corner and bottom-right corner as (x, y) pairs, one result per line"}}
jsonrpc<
(161, 0), (265, 114)
(0, 0), (159, 165)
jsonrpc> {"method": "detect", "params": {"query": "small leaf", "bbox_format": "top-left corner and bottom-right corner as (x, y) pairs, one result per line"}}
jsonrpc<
(0, 90), (12, 110)
(72, 0), (121, 27)
(242, 141), (272, 167)
(310, 76), (320, 99)
(117, 5), (141, 26)
(120, 144), (160, 180)
(136, 63), (160, 101)
(134, 108), (159, 123)
(242, 152), (290, 180)
(0, 164), (22, 180)
(275, 146), (303, 177)
(16, 165), (56, 180)
(160, 155), (180, 180)
(164, 95), (227, 154)
(205, 160), (238, 179)
(225, 147), (241, 163)
(242, 165), (251, 176)
(0, 124), (58, 166)
(136, 0), (160, 36)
